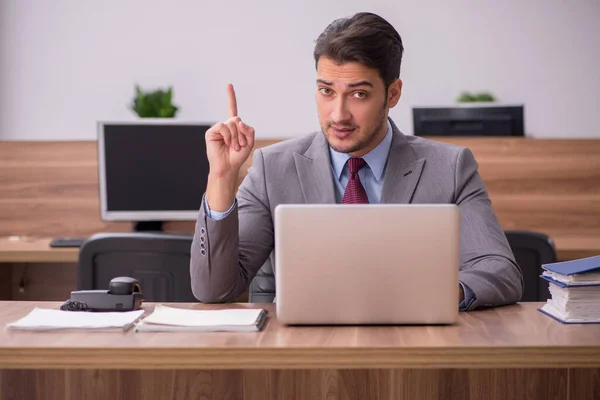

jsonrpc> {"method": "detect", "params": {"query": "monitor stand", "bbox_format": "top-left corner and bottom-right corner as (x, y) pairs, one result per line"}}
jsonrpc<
(133, 221), (164, 232)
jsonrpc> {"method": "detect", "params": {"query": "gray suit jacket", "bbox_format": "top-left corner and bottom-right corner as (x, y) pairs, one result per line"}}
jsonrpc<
(190, 120), (523, 310)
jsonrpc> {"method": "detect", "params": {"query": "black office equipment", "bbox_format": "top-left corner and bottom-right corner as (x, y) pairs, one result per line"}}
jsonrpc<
(413, 105), (524, 137)
(78, 232), (197, 302)
(63, 276), (144, 311)
(50, 237), (86, 248)
(97, 121), (211, 231)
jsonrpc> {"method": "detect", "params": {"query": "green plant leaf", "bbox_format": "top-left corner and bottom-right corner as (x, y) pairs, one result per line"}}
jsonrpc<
(457, 92), (476, 103)
(474, 92), (496, 102)
(165, 87), (173, 106)
(131, 85), (179, 118)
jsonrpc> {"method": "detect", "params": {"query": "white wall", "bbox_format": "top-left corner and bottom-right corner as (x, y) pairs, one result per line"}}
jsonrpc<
(1, 0), (599, 140)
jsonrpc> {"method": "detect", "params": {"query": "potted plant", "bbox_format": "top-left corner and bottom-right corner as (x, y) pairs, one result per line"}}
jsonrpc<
(457, 91), (497, 103)
(131, 85), (179, 118)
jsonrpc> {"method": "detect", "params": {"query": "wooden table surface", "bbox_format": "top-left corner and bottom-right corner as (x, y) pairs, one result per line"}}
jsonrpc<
(1, 301), (600, 370)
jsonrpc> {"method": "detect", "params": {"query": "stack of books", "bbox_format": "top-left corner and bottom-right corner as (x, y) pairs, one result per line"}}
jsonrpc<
(539, 255), (600, 324)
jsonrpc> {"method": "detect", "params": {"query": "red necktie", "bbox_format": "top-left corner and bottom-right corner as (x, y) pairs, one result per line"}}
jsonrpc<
(343, 157), (369, 204)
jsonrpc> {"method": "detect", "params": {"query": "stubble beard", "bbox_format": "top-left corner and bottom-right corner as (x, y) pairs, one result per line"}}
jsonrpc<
(322, 107), (388, 155)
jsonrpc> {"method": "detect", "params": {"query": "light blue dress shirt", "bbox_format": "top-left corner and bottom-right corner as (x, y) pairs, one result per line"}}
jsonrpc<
(329, 122), (392, 204)
(203, 121), (475, 310)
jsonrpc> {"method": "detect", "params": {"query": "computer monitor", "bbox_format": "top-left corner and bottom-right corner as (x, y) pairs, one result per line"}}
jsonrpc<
(97, 120), (211, 231)
(412, 105), (524, 137)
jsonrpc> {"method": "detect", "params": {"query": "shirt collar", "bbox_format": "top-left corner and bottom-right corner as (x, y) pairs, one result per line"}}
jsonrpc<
(329, 120), (393, 181)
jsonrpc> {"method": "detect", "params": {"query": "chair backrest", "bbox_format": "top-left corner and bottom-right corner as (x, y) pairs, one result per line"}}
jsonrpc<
(504, 230), (557, 302)
(78, 232), (196, 302)
(249, 254), (276, 303)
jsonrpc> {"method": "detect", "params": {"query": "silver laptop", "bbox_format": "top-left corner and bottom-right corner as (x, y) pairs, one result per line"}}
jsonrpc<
(274, 204), (460, 325)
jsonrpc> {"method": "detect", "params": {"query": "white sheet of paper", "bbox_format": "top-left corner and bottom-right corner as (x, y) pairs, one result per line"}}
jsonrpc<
(142, 305), (263, 327)
(6, 307), (145, 331)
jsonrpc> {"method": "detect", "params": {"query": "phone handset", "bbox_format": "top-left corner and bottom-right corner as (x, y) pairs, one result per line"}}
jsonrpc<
(108, 276), (142, 295)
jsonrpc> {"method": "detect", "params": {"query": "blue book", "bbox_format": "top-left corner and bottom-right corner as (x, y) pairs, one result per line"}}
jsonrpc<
(542, 255), (600, 275)
(541, 255), (600, 286)
(538, 282), (600, 324)
(538, 255), (600, 324)
(540, 275), (600, 288)
(539, 306), (600, 324)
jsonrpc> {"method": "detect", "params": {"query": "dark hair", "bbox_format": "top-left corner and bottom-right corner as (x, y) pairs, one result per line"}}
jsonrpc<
(313, 12), (403, 89)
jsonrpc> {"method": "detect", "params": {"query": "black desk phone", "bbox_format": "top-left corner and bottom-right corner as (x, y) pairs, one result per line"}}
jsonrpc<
(61, 277), (144, 312)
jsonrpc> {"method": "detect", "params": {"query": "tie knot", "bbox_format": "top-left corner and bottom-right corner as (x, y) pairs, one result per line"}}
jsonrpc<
(347, 157), (366, 174)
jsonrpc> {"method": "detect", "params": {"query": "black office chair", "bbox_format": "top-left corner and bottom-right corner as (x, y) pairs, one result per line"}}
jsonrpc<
(249, 255), (276, 303)
(78, 232), (197, 302)
(504, 230), (557, 302)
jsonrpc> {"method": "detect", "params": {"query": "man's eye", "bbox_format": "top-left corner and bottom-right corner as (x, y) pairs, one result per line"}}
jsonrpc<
(353, 92), (367, 99)
(319, 88), (332, 95)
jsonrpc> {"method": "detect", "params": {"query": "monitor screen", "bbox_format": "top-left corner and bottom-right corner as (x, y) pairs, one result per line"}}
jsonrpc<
(98, 121), (211, 221)
(412, 105), (525, 137)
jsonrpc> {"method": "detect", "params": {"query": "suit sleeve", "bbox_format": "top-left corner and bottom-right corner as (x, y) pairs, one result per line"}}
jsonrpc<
(190, 149), (274, 302)
(455, 147), (524, 309)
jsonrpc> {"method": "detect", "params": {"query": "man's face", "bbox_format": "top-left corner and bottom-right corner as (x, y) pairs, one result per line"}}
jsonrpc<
(316, 57), (401, 157)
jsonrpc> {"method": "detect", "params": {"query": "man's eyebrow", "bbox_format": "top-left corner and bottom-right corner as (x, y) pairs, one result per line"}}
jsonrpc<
(316, 79), (374, 88)
(347, 80), (373, 88)
(317, 79), (333, 86)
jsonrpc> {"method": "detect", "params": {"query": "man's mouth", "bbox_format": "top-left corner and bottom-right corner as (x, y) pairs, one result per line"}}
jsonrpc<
(331, 126), (356, 139)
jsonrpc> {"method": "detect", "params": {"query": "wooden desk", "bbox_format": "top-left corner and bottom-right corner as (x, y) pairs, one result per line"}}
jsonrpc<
(554, 236), (600, 261)
(0, 301), (599, 400)
(1, 235), (597, 264)
(0, 237), (78, 263)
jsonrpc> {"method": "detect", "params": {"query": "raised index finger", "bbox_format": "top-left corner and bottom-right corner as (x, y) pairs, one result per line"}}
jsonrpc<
(227, 83), (238, 119)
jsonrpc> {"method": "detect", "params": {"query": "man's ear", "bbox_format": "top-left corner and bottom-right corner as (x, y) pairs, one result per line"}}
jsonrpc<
(387, 79), (403, 108)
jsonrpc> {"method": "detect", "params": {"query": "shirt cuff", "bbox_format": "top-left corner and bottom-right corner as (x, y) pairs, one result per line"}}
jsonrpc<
(459, 281), (476, 311)
(203, 194), (236, 221)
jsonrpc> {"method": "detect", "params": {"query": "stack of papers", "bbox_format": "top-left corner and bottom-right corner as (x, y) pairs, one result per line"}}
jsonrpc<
(135, 305), (268, 332)
(539, 255), (600, 324)
(5, 308), (145, 332)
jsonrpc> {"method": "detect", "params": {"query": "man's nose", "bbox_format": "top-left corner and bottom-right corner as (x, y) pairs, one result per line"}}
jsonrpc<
(331, 97), (351, 123)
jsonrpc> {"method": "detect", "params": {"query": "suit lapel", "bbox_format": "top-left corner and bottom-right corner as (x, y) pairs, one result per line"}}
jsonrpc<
(292, 121), (425, 205)
(293, 133), (337, 204)
(381, 120), (426, 204)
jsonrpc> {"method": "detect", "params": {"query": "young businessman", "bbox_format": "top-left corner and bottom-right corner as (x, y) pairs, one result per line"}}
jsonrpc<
(190, 12), (523, 310)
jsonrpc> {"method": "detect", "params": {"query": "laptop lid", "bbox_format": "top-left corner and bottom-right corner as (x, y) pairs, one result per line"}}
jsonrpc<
(274, 204), (460, 325)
